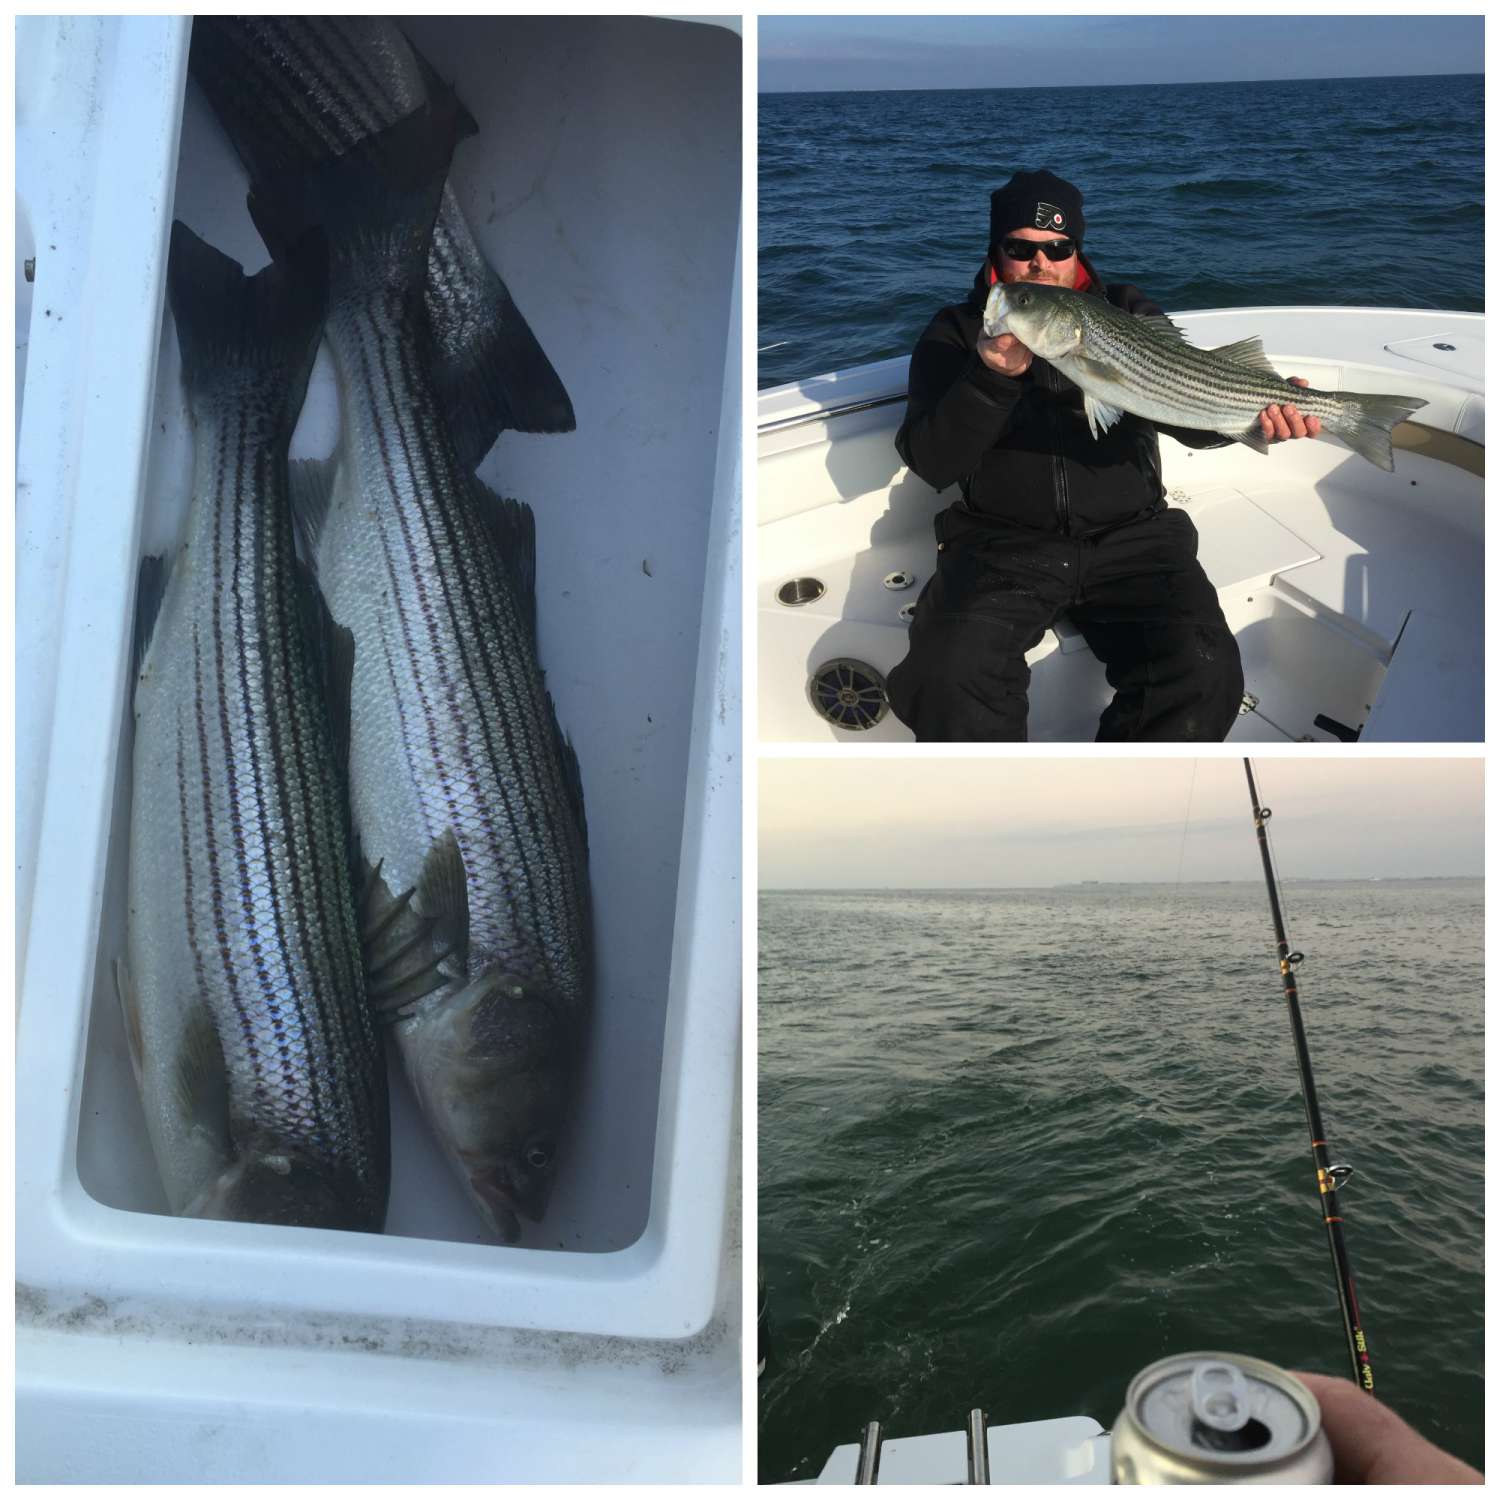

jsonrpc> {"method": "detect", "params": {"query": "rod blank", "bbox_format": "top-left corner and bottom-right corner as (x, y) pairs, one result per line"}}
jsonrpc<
(855, 1421), (882, 1484)
(1243, 758), (1374, 1392)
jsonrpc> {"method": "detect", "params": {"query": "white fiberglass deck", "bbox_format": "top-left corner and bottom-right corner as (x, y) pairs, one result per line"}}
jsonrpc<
(758, 307), (1483, 744)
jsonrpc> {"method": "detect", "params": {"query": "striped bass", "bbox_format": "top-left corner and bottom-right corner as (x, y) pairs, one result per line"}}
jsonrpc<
(250, 101), (592, 1244)
(984, 282), (1427, 472)
(119, 224), (388, 1230)
(189, 14), (575, 470)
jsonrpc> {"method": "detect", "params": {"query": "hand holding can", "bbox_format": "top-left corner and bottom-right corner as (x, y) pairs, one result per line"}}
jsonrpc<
(1111, 1353), (1332, 1484)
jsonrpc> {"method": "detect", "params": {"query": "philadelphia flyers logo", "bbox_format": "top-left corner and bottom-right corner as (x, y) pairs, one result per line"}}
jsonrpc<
(1035, 201), (1067, 231)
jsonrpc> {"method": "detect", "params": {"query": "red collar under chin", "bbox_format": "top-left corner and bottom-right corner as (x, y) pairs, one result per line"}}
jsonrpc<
(987, 259), (1093, 293)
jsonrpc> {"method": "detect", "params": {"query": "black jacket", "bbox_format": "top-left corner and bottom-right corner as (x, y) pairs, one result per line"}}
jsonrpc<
(895, 257), (1229, 538)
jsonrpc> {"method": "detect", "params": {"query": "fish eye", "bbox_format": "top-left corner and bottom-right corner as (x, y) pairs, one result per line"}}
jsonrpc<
(526, 1141), (554, 1170)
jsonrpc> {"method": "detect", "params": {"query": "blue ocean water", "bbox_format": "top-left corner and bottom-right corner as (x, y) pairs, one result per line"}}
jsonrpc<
(758, 74), (1484, 389)
(758, 880), (1484, 1481)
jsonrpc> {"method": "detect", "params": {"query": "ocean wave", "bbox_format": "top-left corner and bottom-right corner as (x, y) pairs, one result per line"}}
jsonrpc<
(1170, 176), (1283, 199)
(923, 160), (986, 177)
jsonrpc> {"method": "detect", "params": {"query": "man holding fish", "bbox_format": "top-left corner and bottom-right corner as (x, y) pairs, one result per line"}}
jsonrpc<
(886, 170), (1335, 743)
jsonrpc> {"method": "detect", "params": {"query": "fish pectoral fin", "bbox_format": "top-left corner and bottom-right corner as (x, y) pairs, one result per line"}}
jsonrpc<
(418, 830), (472, 972)
(1231, 423), (1272, 456)
(131, 553), (171, 684)
(288, 458), (336, 568)
(173, 1002), (231, 1134)
(1209, 336), (1280, 376)
(359, 837), (473, 1017)
(359, 857), (449, 1017)
(360, 856), (411, 945)
(1082, 391), (1127, 441)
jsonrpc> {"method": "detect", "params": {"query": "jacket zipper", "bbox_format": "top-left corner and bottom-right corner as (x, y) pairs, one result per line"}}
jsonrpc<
(1043, 362), (1072, 534)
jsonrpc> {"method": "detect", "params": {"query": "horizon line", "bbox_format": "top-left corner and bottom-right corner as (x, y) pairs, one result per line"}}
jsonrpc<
(760, 874), (1481, 892)
(758, 70), (1482, 96)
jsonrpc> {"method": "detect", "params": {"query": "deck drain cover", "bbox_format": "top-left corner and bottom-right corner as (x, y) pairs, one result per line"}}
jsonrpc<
(809, 658), (889, 731)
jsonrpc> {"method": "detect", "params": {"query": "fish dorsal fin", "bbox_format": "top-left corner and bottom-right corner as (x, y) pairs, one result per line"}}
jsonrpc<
(288, 457), (336, 569)
(418, 829), (472, 973)
(1136, 313), (1191, 343)
(470, 481), (538, 644)
(1211, 336), (1279, 376)
(131, 553), (171, 684)
(550, 702), (590, 858)
(325, 620), (356, 777)
(463, 483), (587, 853)
(295, 559), (354, 773)
(1082, 391), (1127, 440)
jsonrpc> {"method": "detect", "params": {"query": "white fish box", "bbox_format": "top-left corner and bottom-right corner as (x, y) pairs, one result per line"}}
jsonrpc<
(16, 15), (742, 1482)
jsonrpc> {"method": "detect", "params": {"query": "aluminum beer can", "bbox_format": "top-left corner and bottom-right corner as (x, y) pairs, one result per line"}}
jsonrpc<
(1111, 1352), (1334, 1484)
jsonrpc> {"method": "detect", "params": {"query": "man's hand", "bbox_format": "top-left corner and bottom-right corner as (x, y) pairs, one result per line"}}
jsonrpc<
(977, 331), (1033, 378)
(1260, 375), (1322, 443)
(1293, 1372), (1482, 1484)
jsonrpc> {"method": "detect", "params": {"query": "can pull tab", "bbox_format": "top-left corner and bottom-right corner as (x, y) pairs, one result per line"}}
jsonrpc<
(1191, 1362), (1250, 1431)
(1189, 1362), (1272, 1453)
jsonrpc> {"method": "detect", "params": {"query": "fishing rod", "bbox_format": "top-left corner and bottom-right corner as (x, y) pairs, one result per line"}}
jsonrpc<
(1243, 758), (1373, 1392)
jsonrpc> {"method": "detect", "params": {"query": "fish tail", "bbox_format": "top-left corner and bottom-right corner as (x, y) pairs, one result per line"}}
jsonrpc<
(1328, 391), (1428, 473)
(248, 96), (472, 298)
(187, 16), (302, 184)
(166, 221), (328, 429)
(438, 284), (578, 467)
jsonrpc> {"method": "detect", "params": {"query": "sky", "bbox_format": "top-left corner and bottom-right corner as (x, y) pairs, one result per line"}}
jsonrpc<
(759, 757), (1484, 889)
(758, 15), (1485, 92)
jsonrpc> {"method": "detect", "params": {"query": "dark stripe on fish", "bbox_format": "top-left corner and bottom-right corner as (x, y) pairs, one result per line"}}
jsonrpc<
(362, 308), (528, 929)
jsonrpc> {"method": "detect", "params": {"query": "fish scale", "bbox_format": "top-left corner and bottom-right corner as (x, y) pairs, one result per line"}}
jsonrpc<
(336, 304), (574, 968)
(985, 282), (1427, 471)
(254, 101), (591, 1242)
(122, 226), (388, 1230)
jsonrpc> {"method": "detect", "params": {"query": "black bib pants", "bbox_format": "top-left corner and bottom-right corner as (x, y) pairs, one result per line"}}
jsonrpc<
(886, 504), (1244, 742)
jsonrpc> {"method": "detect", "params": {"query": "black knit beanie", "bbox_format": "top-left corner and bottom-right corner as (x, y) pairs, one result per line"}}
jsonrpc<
(989, 170), (1086, 251)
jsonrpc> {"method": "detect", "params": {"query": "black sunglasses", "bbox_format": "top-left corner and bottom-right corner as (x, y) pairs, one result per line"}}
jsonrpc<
(1000, 236), (1076, 263)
